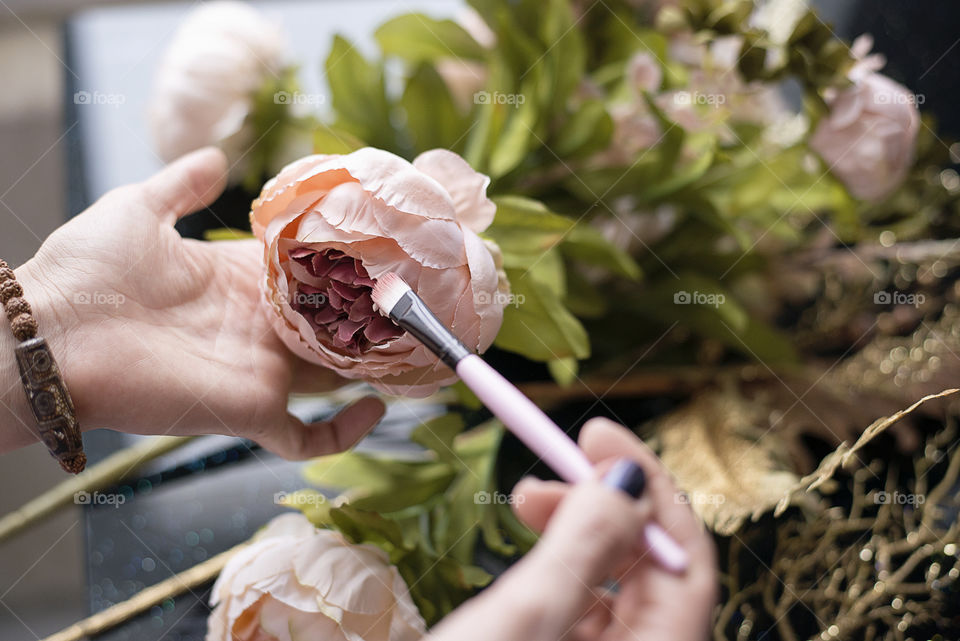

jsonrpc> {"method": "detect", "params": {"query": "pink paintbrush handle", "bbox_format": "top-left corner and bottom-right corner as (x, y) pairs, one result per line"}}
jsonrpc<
(455, 354), (688, 573)
(456, 354), (594, 481)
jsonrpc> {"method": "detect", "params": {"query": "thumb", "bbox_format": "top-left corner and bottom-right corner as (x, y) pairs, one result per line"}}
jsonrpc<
(140, 147), (228, 224)
(254, 396), (386, 460)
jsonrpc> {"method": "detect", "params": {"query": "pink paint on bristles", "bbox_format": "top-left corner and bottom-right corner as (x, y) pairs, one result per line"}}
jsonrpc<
(371, 272), (411, 315)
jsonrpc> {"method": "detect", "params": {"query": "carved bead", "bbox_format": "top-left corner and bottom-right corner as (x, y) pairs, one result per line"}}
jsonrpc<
(13, 337), (84, 474)
(0, 279), (23, 304)
(4, 296), (31, 320)
(0, 267), (14, 281)
(11, 313), (38, 340)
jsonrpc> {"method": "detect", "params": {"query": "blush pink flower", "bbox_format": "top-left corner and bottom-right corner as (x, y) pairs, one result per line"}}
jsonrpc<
(207, 513), (425, 641)
(810, 36), (921, 202)
(251, 147), (506, 397)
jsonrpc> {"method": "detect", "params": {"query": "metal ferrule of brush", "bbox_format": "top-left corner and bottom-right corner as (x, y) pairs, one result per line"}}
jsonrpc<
(390, 292), (471, 370)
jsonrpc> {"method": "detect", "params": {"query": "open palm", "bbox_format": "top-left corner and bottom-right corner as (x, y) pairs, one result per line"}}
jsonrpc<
(17, 148), (384, 458)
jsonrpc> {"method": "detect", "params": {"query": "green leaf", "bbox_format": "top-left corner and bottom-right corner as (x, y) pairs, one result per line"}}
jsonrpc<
(564, 266), (609, 318)
(526, 247), (566, 296)
(328, 504), (409, 556)
(484, 195), (574, 259)
(303, 453), (456, 513)
(562, 225), (642, 280)
(420, 423), (503, 562)
(488, 83), (539, 178)
(411, 414), (466, 463)
(203, 228), (254, 241)
(548, 357), (579, 386)
(244, 66), (300, 191)
(325, 35), (394, 149)
(400, 64), (469, 153)
(463, 54), (514, 170)
(312, 124), (365, 154)
(537, 0), (586, 114)
(553, 99), (614, 157)
(375, 14), (486, 62)
(279, 489), (332, 526)
(638, 133), (717, 203)
(451, 380), (483, 410)
(637, 274), (799, 364)
(495, 267), (590, 361)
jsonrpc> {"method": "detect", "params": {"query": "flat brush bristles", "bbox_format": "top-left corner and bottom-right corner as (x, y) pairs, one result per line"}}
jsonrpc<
(371, 272), (470, 370)
(371, 272), (412, 315)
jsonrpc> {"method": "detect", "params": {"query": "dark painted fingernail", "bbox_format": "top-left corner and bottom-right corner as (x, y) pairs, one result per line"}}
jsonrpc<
(603, 459), (646, 499)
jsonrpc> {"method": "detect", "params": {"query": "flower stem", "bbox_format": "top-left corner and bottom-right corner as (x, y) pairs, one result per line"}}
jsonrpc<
(40, 542), (245, 641)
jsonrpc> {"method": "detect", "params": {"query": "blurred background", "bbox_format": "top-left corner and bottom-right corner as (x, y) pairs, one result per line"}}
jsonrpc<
(0, 0), (957, 639)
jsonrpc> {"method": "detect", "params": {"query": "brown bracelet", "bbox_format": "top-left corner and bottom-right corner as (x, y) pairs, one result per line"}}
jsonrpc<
(0, 260), (85, 473)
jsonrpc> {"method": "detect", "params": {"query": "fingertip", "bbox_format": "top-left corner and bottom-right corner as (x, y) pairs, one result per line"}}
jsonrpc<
(510, 478), (568, 533)
(512, 476), (546, 496)
(579, 416), (630, 447)
(179, 146), (229, 205)
(336, 395), (387, 435)
(144, 146), (229, 222)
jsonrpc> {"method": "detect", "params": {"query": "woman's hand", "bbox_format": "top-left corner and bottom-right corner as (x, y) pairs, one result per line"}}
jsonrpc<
(430, 417), (717, 641)
(2, 148), (385, 457)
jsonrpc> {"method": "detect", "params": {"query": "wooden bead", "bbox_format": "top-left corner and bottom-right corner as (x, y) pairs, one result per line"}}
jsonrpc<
(0, 279), (23, 304)
(4, 296), (31, 320)
(0, 267), (14, 282)
(11, 312), (38, 341)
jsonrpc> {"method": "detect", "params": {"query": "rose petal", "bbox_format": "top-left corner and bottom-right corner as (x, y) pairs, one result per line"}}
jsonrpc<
(413, 148), (497, 233)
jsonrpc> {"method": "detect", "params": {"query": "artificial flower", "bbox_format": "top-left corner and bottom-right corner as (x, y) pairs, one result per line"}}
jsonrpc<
(810, 36), (920, 202)
(251, 147), (507, 397)
(208, 513), (425, 641)
(149, 1), (291, 180)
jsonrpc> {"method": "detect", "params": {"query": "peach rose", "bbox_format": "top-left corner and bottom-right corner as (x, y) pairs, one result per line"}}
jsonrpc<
(810, 36), (920, 202)
(207, 513), (425, 641)
(251, 147), (506, 397)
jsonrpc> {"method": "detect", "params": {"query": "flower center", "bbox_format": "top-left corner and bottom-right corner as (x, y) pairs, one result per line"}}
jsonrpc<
(287, 248), (404, 354)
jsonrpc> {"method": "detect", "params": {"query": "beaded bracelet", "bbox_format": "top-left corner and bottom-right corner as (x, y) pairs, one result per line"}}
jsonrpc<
(0, 260), (85, 473)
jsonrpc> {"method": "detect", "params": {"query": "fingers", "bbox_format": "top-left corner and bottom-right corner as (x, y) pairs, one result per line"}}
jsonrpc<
(496, 479), (651, 637)
(255, 396), (386, 460)
(579, 417), (705, 547)
(140, 147), (228, 224)
(512, 477), (567, 533)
